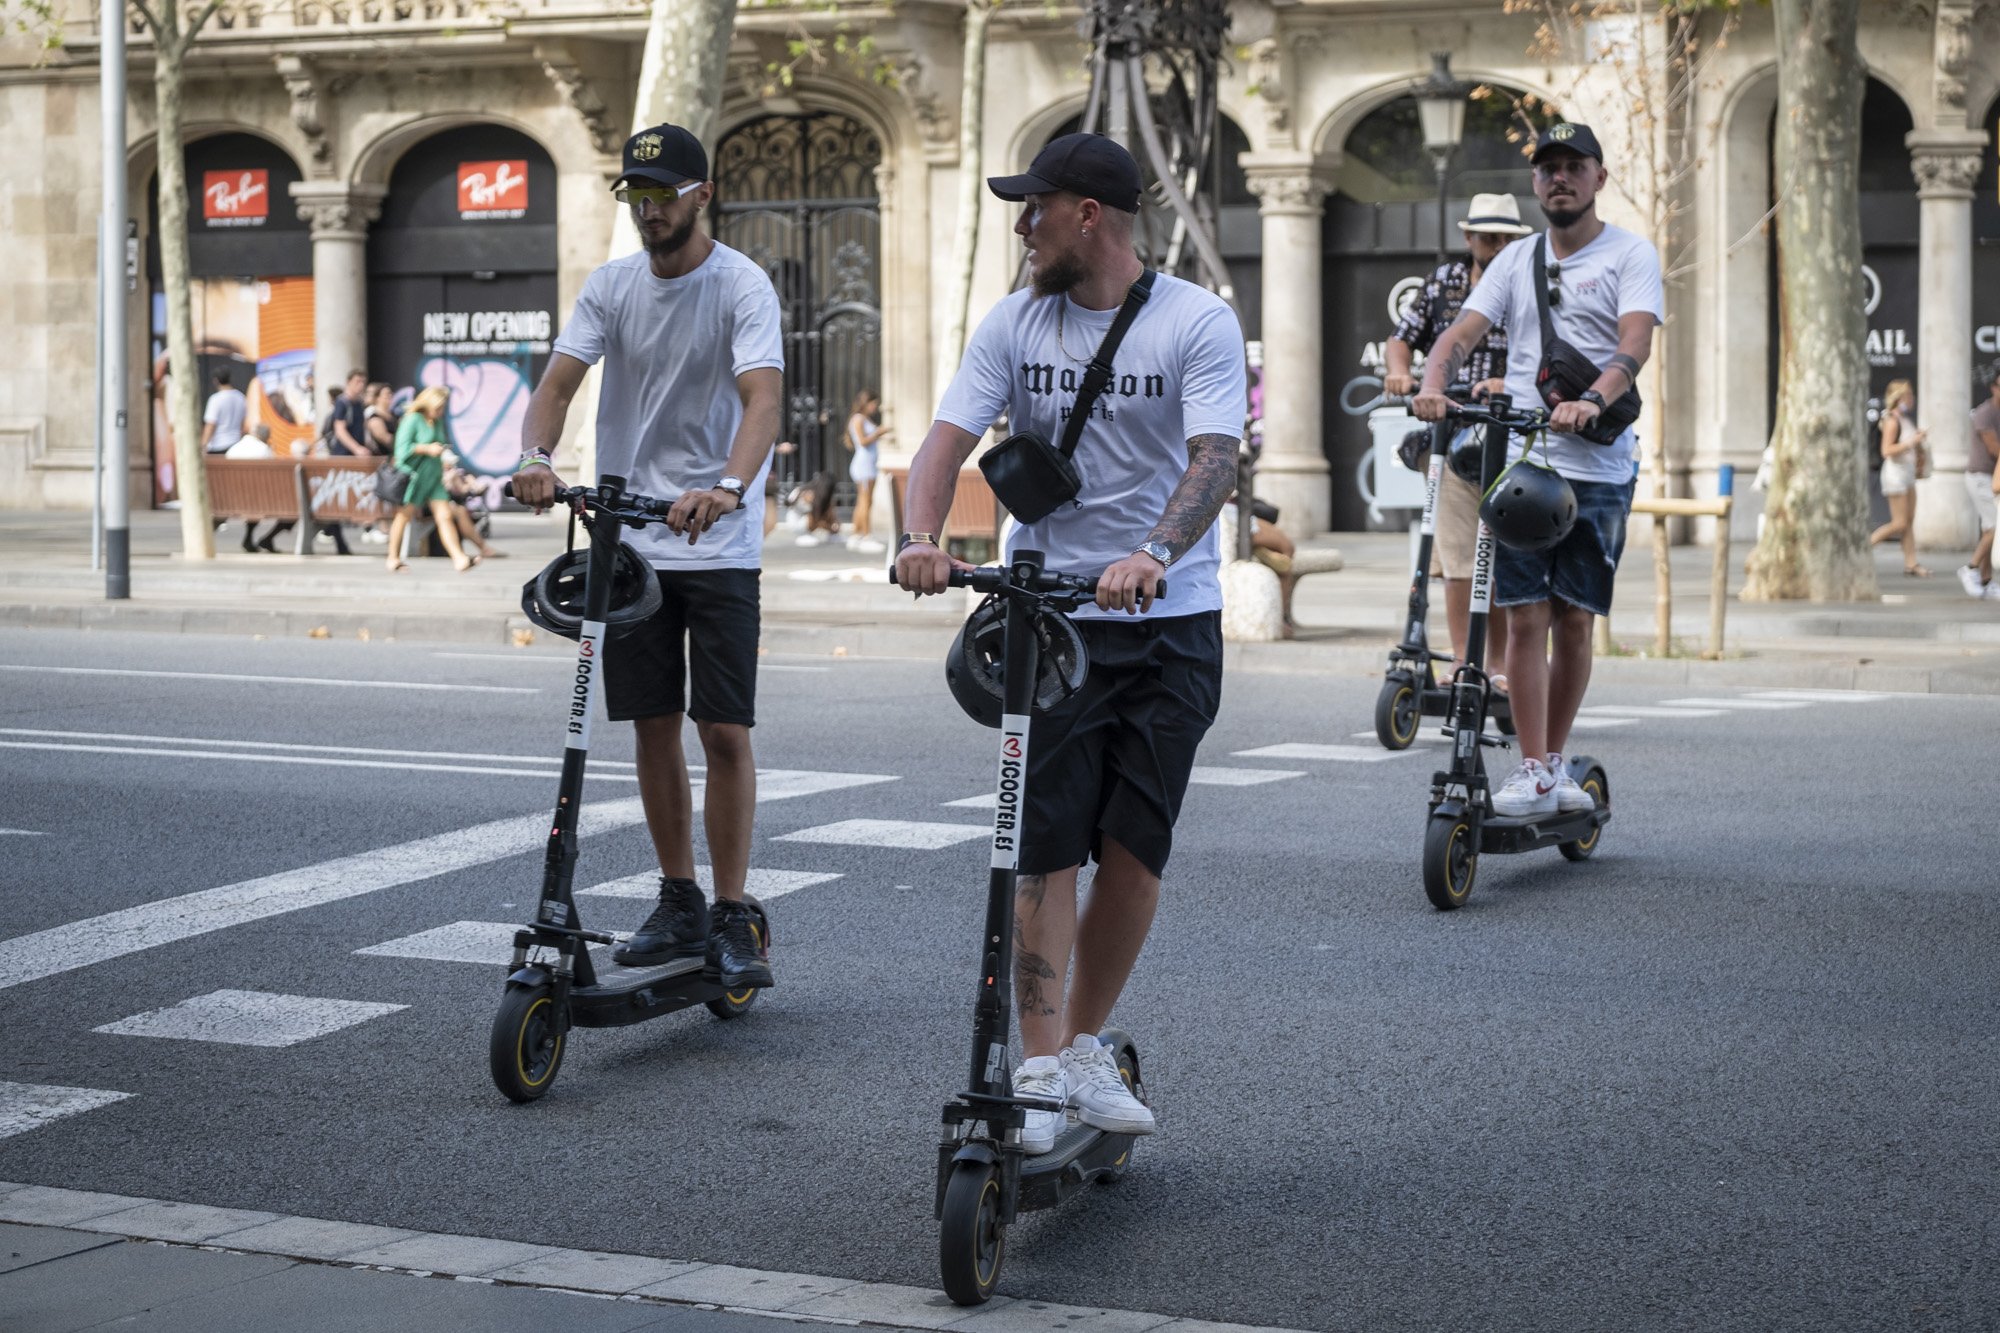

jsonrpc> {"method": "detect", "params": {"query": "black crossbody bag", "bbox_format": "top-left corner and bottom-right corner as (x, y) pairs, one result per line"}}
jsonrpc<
(1532, 235), (1641, 446)
(980, 269), (1157, 523)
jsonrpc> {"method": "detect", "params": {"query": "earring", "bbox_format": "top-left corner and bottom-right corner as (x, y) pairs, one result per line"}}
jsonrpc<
(1081, 228), (1091, 238)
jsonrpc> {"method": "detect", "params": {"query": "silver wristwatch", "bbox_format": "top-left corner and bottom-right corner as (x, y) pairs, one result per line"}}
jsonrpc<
(1135, 541), (1174, 568)
(715, 476), (745, 499)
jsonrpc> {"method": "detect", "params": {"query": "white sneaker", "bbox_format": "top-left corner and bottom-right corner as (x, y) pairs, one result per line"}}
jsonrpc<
(1547, 754), (1594, 813)
(1492, 758), (1558, 818)
(1959, 565), (1988, 598)
(852, 537), (887, 555)
(1012, 1057), (1067, 1155)
(1986, 582), (2000, 602)
(360, 529), (388, 545)
(794, 532), (824, 547)
(1061, 1034), (1155, 1136)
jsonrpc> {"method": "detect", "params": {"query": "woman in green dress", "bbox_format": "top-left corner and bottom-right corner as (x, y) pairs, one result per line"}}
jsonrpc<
(386, 385), (475, 573)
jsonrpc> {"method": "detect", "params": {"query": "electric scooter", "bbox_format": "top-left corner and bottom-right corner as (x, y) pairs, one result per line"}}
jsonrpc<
(894, 550), (1153, 1305)
(1421, 399), (1610, 911)
(1375, 393), (1515, 749)
(488, 474), (770, 1102)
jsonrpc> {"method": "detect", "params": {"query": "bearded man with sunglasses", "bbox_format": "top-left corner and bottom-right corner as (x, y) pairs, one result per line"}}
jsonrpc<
(1412, 123), (1663, 819)
(514, 123), (785, 990)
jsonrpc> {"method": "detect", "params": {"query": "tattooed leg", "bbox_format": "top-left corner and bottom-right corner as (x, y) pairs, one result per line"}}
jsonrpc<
(1013, 866), (1080, 1059)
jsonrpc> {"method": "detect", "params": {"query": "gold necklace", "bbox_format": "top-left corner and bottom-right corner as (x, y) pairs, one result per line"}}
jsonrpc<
(1056, 300), (1091, 364)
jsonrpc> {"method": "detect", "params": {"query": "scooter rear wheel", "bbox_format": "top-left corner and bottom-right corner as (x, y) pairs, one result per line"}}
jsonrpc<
(1558, 766), (1609, 861)
(1422, 814), (1478, 910)
(939, 1160), (1005, 1305)
(490, 983), (565, 1103)
(1375, 674), (1422, 750)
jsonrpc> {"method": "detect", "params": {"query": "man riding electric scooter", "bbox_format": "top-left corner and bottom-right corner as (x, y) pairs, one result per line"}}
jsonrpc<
(897, 133), (1246, 1153)
(514, 123), (784, 989)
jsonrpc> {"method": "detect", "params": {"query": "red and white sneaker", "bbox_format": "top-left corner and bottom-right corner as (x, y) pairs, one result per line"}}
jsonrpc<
(1492, 757), (1558, 817)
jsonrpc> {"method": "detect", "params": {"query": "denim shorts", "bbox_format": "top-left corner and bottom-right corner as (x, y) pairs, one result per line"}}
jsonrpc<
(1493, 478), (1634, 618)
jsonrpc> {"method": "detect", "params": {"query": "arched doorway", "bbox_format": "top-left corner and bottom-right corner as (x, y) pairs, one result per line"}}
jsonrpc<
(711, 112), (882, 490)
(145, 131), (314, 502)
(367, 124), (559, 477)
(1322, 89), (1552, 530)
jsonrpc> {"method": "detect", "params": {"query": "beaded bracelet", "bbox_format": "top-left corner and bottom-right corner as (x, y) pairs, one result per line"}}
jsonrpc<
(516, 451), (552, 474)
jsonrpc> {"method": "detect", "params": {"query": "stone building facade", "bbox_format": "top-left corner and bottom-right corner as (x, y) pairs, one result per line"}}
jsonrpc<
(2, 0), (1995, 547)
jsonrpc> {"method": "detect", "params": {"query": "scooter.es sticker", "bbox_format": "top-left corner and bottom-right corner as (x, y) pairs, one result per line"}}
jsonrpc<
(566, 621), (605, 751)
(991, 714), (1031, 870)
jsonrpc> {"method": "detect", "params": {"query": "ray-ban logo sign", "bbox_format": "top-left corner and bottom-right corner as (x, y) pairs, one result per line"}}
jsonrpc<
(458, 160), (529, 220)
(203, 170), (268, 226)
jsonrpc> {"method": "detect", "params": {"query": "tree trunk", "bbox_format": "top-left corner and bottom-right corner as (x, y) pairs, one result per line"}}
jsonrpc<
(153, 3), (215, 560)
(1741, 0), (1877, 602)
(935, 0), (993, 391)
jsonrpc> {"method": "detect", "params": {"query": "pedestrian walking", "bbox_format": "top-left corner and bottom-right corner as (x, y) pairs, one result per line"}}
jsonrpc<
(1958, 365), (2000, 599)
(362, 382), (396, 457)
(200, 369), (247, 454)
(326, 371), (371, 457)
(844, 389), (890, 552)
(385, 385), (475, 573)
(1413, 121), (1664, 819)
(1870, 378), (1930, 577)
(512, 121), (785, 991)
(897, 131), (1245, 1154)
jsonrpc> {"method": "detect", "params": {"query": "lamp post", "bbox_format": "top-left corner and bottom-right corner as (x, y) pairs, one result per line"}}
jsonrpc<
(1414, 51), (1467, 266)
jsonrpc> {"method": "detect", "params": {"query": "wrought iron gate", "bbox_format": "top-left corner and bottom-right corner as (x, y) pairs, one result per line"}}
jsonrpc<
(713, 113), (883, 491)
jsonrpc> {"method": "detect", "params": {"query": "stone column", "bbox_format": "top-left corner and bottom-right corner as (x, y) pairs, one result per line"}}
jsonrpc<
(1906, 135), (1984, 550)
(1242, 159), (1333, 536)
(289, 182), (385, 402)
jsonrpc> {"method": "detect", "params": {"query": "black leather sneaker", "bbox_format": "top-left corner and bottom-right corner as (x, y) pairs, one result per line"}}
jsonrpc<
(613, 876), (708, 967)
(705, 898), (774, 989)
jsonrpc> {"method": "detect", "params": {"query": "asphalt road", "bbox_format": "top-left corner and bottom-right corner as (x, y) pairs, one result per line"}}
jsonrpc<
(2, 626), (1994, 1331)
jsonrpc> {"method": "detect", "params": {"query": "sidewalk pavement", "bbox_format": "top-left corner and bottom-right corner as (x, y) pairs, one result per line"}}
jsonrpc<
(0, 1183), (1280, 1333)
(2, 508), (1997, 692)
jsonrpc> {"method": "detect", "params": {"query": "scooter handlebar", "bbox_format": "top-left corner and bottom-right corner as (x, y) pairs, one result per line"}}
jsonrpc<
(502, 480), (685, 522)
(1444, 399), (1550, 433)
(889, 564), (1165, 602)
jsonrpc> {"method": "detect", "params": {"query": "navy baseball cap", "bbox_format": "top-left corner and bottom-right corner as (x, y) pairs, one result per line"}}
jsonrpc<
(1531, 121), (1604, 164)
(988, 132), (1143, 213)
(615, 124), (707, 190)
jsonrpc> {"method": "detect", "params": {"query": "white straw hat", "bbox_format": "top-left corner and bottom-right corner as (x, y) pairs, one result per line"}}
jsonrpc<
(1458, 193), (1533, 236)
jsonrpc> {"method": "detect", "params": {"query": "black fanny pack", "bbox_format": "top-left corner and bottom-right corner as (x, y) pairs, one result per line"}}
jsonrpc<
(1532, 235), (1640, 446)
(980, 270), (1157, 524)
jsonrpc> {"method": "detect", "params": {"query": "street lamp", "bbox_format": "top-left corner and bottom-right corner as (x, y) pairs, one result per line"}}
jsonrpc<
(1414, 51), (1467, 266)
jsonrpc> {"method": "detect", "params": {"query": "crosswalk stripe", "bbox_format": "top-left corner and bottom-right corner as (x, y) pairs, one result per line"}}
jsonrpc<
(1580, 705), (1725, 718)
(1660, 697), (1811, 710)
(1563, 716), (1638, 731)
(0, 1081), (132, 1141)
(580, 868), (843, 900)
(1745, 690), (1890, 703)
(0, 664), (535, 694)
(0, 727), (637, 770)
(93, 990), (407, 1047)
(1232, 743), (1418, 763)
(774, 819), (990, 849)
(1187, 765), (1307, 785)
(0, 740), (642, 783)
(355, 921), (527, 965)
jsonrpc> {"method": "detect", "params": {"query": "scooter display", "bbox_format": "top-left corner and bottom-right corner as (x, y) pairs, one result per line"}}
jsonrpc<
(1375, 396), (1515, 749)
(1421, 399), (1610, 911)
(894, 550), (1152, 1305)
(488, 474), (769, 1103)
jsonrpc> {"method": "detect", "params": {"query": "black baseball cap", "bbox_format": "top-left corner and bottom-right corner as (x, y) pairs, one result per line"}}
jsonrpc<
(615, 124), (707, 191)
(1532, 122), (1604, 164)
(988, 132), (1143, 213)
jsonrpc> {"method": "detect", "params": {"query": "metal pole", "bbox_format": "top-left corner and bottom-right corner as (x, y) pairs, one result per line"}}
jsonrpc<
(1433, 153), (1450, 266)
(92, 213), (104, 572)
(100, 0), (130, 600)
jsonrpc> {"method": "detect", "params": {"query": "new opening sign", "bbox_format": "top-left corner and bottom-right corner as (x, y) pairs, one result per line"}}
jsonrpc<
(458, 160), (529, 220)
(203, 170), (269, 227)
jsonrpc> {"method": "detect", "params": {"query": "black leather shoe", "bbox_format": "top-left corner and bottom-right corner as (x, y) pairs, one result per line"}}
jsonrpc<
(705, 898), (774, 989)
(613, 876), (708, 967)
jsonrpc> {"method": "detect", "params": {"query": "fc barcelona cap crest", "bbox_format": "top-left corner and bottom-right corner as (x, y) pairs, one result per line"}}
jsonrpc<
(1531, 121), (1604, 164)
(616, 123), (707, 191)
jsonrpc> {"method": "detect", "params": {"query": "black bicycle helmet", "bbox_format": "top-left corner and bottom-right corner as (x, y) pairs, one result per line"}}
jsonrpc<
(945, 596), (1089, 729)
(1479, 458), (1577, 552)
(520, 543), (662, 640)
(1447, 429), (1486, 485)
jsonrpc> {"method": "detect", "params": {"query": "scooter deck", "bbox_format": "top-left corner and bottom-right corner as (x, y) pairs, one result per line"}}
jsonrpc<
(569, 955), (725, 1028)
(1479, 806), (1609, 854)
(1017, 1116), (1139, 1213)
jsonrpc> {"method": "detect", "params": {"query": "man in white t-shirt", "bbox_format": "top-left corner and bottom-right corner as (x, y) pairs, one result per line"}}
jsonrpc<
(201, 369), (248, 454)
(1414, 122), (1664, 819)
(514, 122), (785, 991)
(897, 133), (1246, 1153)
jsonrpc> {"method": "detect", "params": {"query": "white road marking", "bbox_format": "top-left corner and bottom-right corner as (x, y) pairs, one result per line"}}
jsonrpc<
(1580, 705), (1726, 719)
(1660, 696), (1812, 710)
(1232, 743), (1418, 763)
(356, 921), (527, 965)
(1350, 729), (1447, 743)
(92, 989), (407, 1047)
(774, 818), (990, 849)
(0, 1082), (132, 1140)
(1745, 689), (1891, 703)
(942, 793), (999, 809)
(0, 740), (641, 783)
(581, 868), (843, 900)
(0, 664), (535, 693)
(0, 727), (635, 770)
(1562, 716), (1638, 731)
(1187, 765), (1306, 786)
(0, 829), (46, 837)
(433, 652), (830, 674)
(0, 768), (890, 993)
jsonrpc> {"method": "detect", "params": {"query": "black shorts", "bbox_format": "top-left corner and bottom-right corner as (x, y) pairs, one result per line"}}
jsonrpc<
(1019, 612), (1223, 879)
(603, 568), (760, 726)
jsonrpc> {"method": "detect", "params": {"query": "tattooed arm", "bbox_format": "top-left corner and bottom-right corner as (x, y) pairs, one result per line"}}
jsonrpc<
(1096, 432), (1240, 615)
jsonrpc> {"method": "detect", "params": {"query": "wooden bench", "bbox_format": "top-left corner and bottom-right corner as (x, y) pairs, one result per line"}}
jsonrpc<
(205, 455), (391, 555)
(885, 466), (1005, 562)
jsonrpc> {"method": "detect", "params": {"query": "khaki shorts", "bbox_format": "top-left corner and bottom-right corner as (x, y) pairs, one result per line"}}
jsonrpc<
(1429, 468), (1481, 580)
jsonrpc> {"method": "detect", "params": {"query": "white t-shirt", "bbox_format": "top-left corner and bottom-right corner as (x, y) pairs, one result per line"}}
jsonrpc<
(552, 242), (785, 570)
(1461, 223), (1664, 483)
(934, 274), (1246, 621)
(203, 387), (248, 453)
(223, 435), (274, 459)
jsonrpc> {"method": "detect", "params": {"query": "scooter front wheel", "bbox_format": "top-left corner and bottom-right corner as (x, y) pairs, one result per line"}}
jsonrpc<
(490, 983), (566, 1103)
(1422, 814), (1478, 911)
(939, 1159), (1005, 1305)
(1375, 674), (1422, 750)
